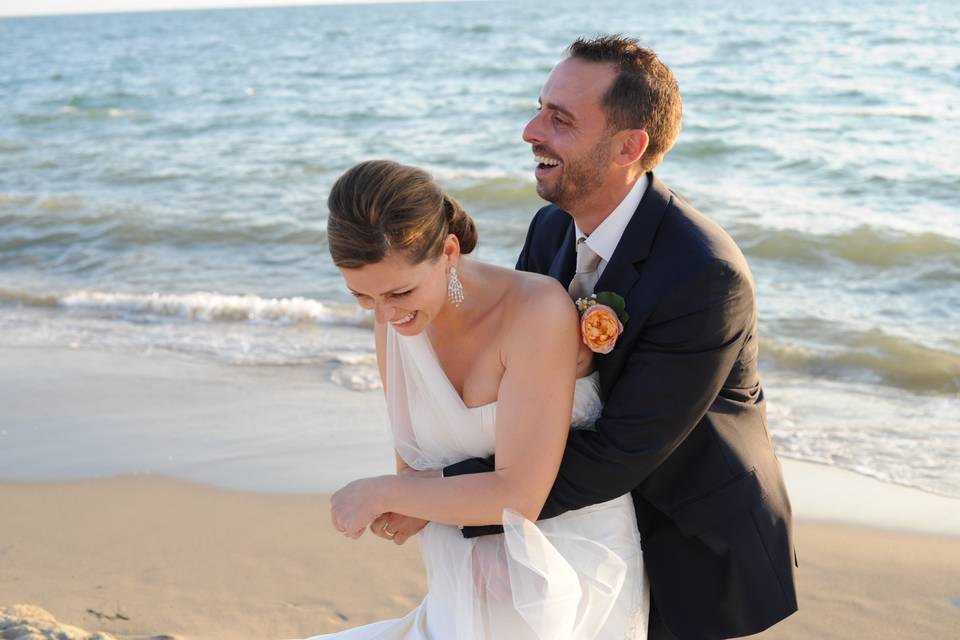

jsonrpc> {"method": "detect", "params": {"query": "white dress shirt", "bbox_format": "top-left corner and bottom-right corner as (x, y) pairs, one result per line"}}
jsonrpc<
(573, 174), (649, 280)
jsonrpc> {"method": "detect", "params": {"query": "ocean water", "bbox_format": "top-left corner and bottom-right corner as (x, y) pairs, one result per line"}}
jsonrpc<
(1, 0), (958, 496)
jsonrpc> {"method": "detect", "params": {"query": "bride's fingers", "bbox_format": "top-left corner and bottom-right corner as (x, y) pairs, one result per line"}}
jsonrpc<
(380, 516), (405, 541)
(391, 520), (409, 545)
(369, 515), (393, 540)
(330, 508), (346, 534)
(346, 526), (365, 540)
(392, 518), (427, 545)
(331, 505), (365, 538)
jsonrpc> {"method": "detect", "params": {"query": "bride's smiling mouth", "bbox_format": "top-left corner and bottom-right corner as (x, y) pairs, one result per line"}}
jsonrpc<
(391, 310), (417, 327)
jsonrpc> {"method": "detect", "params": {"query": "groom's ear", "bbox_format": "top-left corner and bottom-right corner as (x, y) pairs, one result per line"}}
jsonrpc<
(612, 129), (649, 168)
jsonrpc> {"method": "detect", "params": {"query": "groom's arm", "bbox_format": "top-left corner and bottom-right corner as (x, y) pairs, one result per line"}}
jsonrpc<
(445, 258), (755, 537)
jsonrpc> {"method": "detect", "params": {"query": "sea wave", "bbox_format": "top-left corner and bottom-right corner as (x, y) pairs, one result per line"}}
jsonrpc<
(0, 203), (328, 249)
(670, 138), (780, 162)
(0, 287), (371, 328)
(448, 175), (541, 208)
(762, 330), (960, 395)
(733, 223), (960, 269)
(0, 139), (29, 153)
(0, 193), (35, 205)
(14, 106), (151, 126)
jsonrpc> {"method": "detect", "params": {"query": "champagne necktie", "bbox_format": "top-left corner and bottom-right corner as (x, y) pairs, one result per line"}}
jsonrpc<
(568, 237), (602, 301)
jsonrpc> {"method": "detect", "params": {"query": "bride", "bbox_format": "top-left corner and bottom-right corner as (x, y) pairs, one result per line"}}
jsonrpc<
(306, 159), (648, 639)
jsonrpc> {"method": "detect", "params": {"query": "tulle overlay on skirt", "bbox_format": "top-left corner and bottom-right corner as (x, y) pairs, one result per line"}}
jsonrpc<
(303, 328), (648, 639)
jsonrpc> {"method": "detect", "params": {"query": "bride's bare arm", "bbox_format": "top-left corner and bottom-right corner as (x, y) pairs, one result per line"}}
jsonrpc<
(360, 321), (430, 542)
(331, 280), (579, 534)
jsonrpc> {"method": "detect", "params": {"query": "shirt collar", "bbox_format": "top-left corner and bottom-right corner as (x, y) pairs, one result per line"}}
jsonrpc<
(574, 173), (649, 263)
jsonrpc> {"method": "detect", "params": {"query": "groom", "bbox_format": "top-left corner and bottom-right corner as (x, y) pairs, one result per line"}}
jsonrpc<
(444, 36), (798, 639)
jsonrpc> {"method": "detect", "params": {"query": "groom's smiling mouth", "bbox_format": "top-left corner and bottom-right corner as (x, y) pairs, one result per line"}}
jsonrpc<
(534, 154), (562, 178)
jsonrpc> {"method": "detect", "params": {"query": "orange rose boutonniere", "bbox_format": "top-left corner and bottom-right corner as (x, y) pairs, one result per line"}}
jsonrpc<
(575, 292), (630, 354)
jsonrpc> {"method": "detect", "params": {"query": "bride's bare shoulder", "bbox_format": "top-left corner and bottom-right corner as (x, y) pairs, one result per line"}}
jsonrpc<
(502, 270), (577, 330)
(511, 269), (568, 299)
(468, 261), (574, 336)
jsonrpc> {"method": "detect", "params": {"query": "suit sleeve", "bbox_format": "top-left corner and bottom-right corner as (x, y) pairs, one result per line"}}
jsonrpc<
(515, 208), (542, 272)
(446, 258), (756, 538)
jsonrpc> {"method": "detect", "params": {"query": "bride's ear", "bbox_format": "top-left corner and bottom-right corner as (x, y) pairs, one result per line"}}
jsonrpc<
(442, 234), (461, 267)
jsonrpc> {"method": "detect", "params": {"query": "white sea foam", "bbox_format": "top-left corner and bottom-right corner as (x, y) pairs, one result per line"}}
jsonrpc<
(766, 373), (960, 498)
(58, 289), (371, 327)
(0, 289), (381, 390)
(330, 363), (382, 391)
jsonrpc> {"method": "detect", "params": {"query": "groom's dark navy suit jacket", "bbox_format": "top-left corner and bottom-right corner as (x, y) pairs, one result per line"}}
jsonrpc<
(445, 174), (798, 640)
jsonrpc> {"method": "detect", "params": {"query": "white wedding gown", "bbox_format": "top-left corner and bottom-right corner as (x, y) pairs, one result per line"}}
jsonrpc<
(305, 326), (648, 639)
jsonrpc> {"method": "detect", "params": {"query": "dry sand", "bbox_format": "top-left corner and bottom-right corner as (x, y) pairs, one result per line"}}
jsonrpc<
(1, 475), (959, 640)
(0, 476), (425, 640)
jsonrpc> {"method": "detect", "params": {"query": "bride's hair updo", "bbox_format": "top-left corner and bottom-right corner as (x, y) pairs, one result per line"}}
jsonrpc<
(326, 160), (478, 269)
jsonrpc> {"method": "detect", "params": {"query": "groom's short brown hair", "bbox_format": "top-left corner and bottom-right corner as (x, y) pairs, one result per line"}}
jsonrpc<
(567, 35), (682, 172)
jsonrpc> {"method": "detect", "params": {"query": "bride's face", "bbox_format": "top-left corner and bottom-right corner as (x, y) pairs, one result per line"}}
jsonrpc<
(340, 239), (459, 336)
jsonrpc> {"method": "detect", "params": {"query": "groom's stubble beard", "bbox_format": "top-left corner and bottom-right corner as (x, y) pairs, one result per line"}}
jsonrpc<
(536, 130), (614, 212)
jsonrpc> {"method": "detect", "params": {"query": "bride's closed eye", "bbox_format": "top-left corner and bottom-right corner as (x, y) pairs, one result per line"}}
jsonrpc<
(349, 289), (414, 302)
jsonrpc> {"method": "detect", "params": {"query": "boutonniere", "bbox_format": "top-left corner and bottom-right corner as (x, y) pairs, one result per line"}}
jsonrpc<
(575, 292), (630, 354)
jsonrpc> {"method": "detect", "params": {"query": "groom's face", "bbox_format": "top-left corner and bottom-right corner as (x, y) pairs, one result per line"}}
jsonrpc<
(523, 58), (617, 210)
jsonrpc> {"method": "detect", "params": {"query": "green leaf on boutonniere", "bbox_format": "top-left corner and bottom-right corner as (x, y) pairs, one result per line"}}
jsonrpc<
(594, 291), (629, 324)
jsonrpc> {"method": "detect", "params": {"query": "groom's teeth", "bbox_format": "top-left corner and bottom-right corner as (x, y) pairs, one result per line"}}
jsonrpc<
(534, 155), (560, 166)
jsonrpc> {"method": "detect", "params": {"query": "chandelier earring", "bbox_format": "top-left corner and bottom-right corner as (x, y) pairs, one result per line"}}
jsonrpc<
(447, 266), (465, 307)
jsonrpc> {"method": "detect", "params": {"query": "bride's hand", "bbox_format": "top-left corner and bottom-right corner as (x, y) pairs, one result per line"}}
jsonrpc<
(370, 513), (428, 545)
(330, 477), (390, 539)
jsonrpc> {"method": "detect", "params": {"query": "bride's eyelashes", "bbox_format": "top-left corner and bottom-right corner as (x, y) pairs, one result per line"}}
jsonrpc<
(348, 289), (415, 304)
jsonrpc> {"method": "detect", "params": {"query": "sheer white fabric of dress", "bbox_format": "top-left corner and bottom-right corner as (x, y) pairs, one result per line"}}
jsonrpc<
(304, 326), (648, 639)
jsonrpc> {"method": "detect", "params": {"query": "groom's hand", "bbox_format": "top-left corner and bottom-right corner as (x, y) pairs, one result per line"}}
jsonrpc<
(370, 513), (428, 545)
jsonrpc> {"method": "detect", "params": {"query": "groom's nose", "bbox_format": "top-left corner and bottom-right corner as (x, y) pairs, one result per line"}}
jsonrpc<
(522, 112), (543, 144)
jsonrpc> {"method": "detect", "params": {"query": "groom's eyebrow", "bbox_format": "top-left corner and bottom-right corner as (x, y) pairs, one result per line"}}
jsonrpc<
(539, 98), (577, 121)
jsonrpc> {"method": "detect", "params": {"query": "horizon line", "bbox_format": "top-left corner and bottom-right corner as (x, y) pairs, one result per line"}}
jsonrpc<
(0, 0), (472, 19)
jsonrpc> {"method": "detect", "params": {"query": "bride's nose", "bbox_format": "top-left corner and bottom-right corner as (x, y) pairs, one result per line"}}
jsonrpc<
(374, 301), (395, 324)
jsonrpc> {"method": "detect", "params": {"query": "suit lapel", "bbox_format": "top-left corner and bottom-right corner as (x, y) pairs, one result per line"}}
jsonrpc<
(593, 173), (674, 396)
(593, 173), (671, 296)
